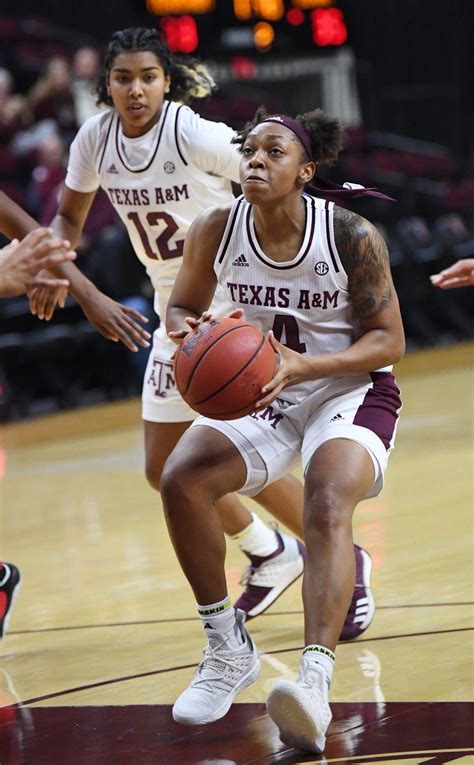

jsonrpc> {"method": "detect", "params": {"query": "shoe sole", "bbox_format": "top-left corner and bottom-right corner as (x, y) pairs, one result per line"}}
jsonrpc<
(356, 548), (375, 631)
(172, 655), (261, 726)
(267, 680), (327, 753)
(245, 543), (305, 620)
(0, 577), (21, 640)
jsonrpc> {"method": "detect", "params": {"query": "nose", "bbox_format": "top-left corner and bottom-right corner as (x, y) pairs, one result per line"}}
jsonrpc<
(129, 78), (144, 97)
(249, 149), (265, 168)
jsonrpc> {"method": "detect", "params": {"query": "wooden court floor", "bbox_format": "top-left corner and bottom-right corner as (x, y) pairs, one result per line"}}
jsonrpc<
(1, 343), (473, 764)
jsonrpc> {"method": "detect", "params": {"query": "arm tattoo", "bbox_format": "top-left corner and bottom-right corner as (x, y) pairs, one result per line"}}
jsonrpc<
(333, 207), (393, 320)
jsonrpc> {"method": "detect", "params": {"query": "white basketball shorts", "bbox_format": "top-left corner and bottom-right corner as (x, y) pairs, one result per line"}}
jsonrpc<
(191, 371), (402, 499)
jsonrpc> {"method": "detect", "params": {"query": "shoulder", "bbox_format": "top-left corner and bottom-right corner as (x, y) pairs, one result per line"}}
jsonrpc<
(186, 202), (234, 255)
(190, 202), (234, 238)
(178, 104), (235, 141)
(333, 205), (388, 277)
(70, 109), (114, 155)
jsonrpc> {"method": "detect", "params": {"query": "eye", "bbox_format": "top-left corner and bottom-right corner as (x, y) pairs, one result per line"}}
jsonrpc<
(242, 145), (254, 155)
(270, 147), (283, 155)
(145, 74), (156, 82)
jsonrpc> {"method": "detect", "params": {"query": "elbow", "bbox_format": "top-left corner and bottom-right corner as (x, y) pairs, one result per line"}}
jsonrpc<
(391, 333), (406, 364)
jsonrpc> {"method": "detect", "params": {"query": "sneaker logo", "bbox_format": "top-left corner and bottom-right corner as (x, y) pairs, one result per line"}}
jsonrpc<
(330, 413), (344, 422)
(203, 622), (216, 630)
(232, 253), (249, 267)
(353, 597), (370, 624)
(106, 163), (119, 174)
(0, 565), (11, 587)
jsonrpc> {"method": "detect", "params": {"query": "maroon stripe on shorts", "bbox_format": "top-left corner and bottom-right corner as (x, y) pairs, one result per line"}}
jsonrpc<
(353, 372), (401, 450)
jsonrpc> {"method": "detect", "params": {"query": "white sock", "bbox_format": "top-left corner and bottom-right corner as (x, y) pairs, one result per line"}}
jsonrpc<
(197, 596), (244, 649)
(230, 512), (279, 557)
(302, 644), (335, 687)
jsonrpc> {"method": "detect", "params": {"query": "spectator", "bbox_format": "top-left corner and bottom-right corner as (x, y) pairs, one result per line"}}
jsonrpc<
(27, 56), (76, 141)
(71, 45), (107, 125)
(26, 133), (66, 218)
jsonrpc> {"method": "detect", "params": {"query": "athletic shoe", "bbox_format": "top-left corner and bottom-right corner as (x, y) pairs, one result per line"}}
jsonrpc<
(267, 659), (332, 753)
(234, 531), (305, 619)
(339, 545), (375, 641)
(172, 609), (261, 725)
(0, 563), (21, 640)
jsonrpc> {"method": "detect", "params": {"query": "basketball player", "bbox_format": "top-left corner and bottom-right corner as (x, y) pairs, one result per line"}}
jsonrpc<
(163, 106), (405, 751)
(28, 27), (374, 637)
(0, 192), (76, 638)
(430, 258), (474, 288)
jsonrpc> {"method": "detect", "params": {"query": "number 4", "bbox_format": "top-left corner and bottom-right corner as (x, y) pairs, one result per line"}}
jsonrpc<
(272, 314), (306, 353)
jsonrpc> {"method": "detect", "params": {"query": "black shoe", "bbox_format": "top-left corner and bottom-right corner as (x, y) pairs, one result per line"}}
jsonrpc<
(0, 563), (21, 639)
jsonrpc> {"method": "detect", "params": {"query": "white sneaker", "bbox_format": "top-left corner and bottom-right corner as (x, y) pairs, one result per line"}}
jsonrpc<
(267, 659), (332, 753)
(234, 531), (305, 619)
(172, 609), (261, 726)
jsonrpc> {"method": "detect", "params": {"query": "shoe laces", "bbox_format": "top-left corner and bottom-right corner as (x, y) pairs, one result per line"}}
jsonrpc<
(191, 633), (250, 692)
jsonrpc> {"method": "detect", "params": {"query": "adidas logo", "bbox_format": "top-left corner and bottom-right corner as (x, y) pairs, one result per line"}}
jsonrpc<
(353, 596), (370, 624)
(330, 413), (344, 422)
(106, 163), (119, 174)
(232, 253), (249, 267)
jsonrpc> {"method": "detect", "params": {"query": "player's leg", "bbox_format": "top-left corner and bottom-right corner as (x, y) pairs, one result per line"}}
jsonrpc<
(160, 424), (261, 725)
(142, 355), (305, 617)
(267, 438), (374, 753)
(268, 374), (401, 752)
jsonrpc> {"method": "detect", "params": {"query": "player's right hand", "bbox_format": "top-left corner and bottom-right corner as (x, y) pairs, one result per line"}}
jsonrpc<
(29, 281), (69, 320)
(80, 291), (151, 352)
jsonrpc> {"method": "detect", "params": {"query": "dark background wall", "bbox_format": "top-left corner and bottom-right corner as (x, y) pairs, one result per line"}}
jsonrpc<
(2, 0), (472, 156)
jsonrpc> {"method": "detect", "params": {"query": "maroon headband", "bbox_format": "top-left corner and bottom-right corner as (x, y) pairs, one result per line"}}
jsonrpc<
(261, 115), (313, 160)
(260, 114), (395, 203)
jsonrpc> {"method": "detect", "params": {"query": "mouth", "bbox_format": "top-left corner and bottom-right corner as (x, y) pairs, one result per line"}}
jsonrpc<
(127, 103), (146, 116)
(244, 175), (267, 184)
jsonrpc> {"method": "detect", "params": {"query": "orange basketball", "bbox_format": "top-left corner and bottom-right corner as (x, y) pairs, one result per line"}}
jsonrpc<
(174, 317), (277, 420)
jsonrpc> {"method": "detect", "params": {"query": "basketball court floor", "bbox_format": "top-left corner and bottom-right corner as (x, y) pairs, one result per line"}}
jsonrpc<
(1, 342), (473, 763)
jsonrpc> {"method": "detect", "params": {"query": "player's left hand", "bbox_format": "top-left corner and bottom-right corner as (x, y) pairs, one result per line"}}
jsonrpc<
(254, 331), (314, 410)
(168, 308), (245, 344)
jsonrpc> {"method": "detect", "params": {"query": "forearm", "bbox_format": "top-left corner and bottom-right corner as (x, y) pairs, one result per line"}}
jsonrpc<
(48, 213), (100, 304)
(0, 192), (38, 239)
(305, 329), (405, 380)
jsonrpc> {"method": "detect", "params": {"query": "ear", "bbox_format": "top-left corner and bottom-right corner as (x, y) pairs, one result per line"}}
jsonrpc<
(164, 74), (171, 94)
(299, 160), (316, 185)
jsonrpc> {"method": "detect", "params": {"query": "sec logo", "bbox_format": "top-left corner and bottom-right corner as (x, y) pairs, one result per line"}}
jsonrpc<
(164, 161), (176, 174)
(315, 262), (329, 276)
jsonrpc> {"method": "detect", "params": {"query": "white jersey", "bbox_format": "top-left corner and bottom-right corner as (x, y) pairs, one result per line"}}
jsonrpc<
(65, 100), (240, 317)
(215, 193), (386, 405)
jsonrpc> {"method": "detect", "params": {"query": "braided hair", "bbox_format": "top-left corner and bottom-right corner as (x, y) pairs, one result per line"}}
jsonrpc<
(95, 27), (216, 106)
(232, 105), (344, 166)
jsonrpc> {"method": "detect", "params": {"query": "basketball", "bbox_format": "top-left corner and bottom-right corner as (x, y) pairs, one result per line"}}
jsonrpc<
(174, 317), (277, 419)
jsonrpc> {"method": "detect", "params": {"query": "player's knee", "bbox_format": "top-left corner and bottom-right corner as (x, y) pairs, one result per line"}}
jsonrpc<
(145, 456), (165, 492)
(305, 482), (353, 537)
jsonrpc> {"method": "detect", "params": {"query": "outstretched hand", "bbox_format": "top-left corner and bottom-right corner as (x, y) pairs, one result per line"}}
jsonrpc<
(430, 258), (474, 289)
(0, 228), (76, 298)
(29, 281), (69, 320)
(254, 331), (315, 411)
(80, 291), (151, 352)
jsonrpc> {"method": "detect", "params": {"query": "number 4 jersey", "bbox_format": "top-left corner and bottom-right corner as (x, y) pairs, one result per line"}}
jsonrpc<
(65, 100), (240, 318)
(214, 192), (382, 406)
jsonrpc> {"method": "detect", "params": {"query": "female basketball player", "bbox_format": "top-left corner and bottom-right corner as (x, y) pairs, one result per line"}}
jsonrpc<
(28, 28), (371, 637)
(163, 106), (405, 751)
